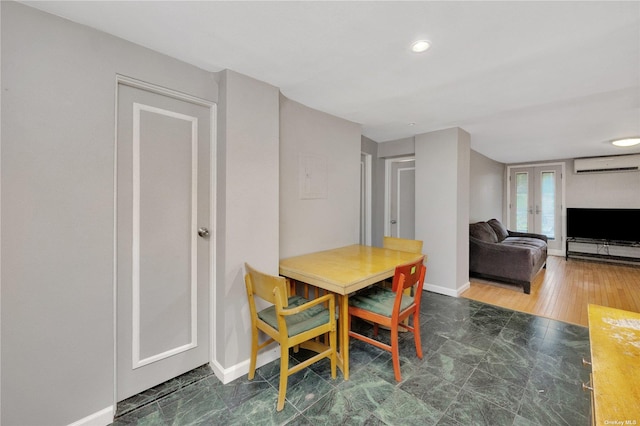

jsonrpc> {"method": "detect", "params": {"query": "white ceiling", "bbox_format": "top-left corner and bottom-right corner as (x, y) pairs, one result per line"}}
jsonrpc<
(24, 1), (640, 163)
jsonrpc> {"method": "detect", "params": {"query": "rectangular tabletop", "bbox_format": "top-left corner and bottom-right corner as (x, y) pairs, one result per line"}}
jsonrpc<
(588, 304), (640, 425)
(279, 244), (424, 295)
(279, 244), (425, 380)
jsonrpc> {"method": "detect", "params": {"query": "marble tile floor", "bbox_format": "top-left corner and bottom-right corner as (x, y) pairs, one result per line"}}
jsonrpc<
(111, 292), (592, 426)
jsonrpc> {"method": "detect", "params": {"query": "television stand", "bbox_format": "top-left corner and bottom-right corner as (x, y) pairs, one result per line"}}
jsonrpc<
(566, 238), (640, 264)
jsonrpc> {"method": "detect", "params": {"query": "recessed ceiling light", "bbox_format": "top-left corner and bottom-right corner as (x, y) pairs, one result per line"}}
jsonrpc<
(411, 40), (431, 53)
(612, 137), (640, 147)
(408, 122), (416, 126)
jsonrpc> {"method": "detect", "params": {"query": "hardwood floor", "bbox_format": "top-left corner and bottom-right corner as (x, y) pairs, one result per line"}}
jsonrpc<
(461, 255), (640, 327)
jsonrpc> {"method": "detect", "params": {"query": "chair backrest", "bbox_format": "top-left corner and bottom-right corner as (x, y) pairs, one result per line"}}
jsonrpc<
(244, 263), (289, 309)
(391, 256), (427, 309)
(383, 236), (423, 254)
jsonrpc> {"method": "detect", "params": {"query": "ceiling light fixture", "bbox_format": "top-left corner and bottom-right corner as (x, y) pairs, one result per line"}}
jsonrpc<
(611, 137), (640, 147)
(411, 40), (431, 53)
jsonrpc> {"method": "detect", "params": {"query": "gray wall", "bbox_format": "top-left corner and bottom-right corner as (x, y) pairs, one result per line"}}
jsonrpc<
(279, 96), (361, 258)
(377, 137), (415, 158)
(1, 4), (361, 423)
(415, 128), (470, 296)
(215, 70), (280, 370)
(1, 3), (218, 424)
(469, 150), (505, 222)
(361, 136), (386, 247)
(566, 161), (640, 208)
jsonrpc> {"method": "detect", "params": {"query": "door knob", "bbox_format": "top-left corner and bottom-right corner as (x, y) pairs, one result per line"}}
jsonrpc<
(198, 227), (210, 238)
(390, 220), (397, 224)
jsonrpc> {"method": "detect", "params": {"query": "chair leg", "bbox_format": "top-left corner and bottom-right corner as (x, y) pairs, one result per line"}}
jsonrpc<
(373, 323), (379, 337)
(330, 327), (337, 380)
(391, 323), (401, 382)
(277, 346), (289, 411)
(413, 313), (423, 359)
(248, 328), (258, 380)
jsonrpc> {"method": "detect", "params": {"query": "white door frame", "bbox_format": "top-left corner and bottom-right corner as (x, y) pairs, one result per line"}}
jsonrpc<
(113, 74), (217, 411)
(360, 152), (372, 246)
(506, 161), (565, 257)
(384, 156), (415, 237)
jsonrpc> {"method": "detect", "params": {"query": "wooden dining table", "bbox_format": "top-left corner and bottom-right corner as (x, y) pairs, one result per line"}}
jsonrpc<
(279, 244), (425, 380)
(587, 304), (640, 425)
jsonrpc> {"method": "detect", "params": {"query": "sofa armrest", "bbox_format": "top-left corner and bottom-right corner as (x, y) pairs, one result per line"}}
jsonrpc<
(469, 236), (537, 276)
(507, 231), (548, 243)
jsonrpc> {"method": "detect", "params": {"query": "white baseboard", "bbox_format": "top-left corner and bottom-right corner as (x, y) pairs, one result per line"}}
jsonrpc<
(548, 249), (564, 257)
(424, 281), (469, 298)
(211, 346), (281, 384)
(456, 281), (471, 296)
(67, 406), (113, 426)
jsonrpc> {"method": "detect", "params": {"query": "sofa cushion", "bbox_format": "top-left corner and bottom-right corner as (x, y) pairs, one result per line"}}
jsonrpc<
(488, 219), (509, 242)
(469, 221), (498, 243)
(502, 237), (547, 250)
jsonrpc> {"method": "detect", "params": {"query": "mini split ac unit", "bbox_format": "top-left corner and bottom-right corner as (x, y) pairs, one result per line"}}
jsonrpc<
(574, 154), (640, 174)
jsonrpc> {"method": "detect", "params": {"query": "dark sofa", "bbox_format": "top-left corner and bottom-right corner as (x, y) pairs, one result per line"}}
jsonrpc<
(469, 219), (547, 294)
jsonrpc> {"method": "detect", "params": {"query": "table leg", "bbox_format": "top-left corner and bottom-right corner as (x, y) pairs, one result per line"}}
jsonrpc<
(339, 294), (350, 380)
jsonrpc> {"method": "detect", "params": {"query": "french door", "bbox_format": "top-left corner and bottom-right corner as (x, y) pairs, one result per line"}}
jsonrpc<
(508, 164), (563, 252)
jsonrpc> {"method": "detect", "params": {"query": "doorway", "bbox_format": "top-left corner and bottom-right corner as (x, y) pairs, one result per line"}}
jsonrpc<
(507, 163), (564, 253)
(115, 77), (215, 402)
(385, 157), (415, 239)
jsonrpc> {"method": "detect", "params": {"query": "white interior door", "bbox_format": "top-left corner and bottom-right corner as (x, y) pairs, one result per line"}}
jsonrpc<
(386, 158), (415, 239)
(116, 81), (213, 401)
(509, 164), (563, 251)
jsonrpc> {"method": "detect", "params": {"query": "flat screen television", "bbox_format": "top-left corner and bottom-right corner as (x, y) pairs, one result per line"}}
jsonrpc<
(566, 208), (640, 243)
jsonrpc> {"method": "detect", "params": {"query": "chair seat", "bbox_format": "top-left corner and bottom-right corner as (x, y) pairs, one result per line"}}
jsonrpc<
(258, 295), (330, 337)
(349, 286), (414, 317)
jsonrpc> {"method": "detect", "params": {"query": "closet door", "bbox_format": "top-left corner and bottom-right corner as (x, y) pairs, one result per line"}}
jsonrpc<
(116, 81), (213, 401)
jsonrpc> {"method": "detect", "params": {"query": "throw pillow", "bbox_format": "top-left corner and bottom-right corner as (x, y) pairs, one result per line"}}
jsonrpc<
(469, 222), (498, 243)
(488, 219), (509, 242)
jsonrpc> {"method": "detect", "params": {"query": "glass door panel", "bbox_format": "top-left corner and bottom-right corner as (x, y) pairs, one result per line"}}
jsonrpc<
(539, 171), (556, 239)
(515, 172), (531, 232)
(509, 165), (563, 252)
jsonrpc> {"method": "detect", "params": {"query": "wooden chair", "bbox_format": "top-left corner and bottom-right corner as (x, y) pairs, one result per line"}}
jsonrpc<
(381, 237), (424, 329)
(382, 236), (423, 295)
(348, 256), (426, 382)
(244, 263), (337, 411)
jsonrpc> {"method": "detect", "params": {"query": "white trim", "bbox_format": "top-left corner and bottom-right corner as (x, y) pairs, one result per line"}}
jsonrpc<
(66, 406), (113, 426)
(209, 104), (218, 384)
(211, 346), (280, 385)
(0, 3), (3, 419)
(548, 248), (563, 257)
(131, 103), (199, 369)
(424, 282), (470, 298)
(112, 75), (119, 417)
(117, 75), (213, 108)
